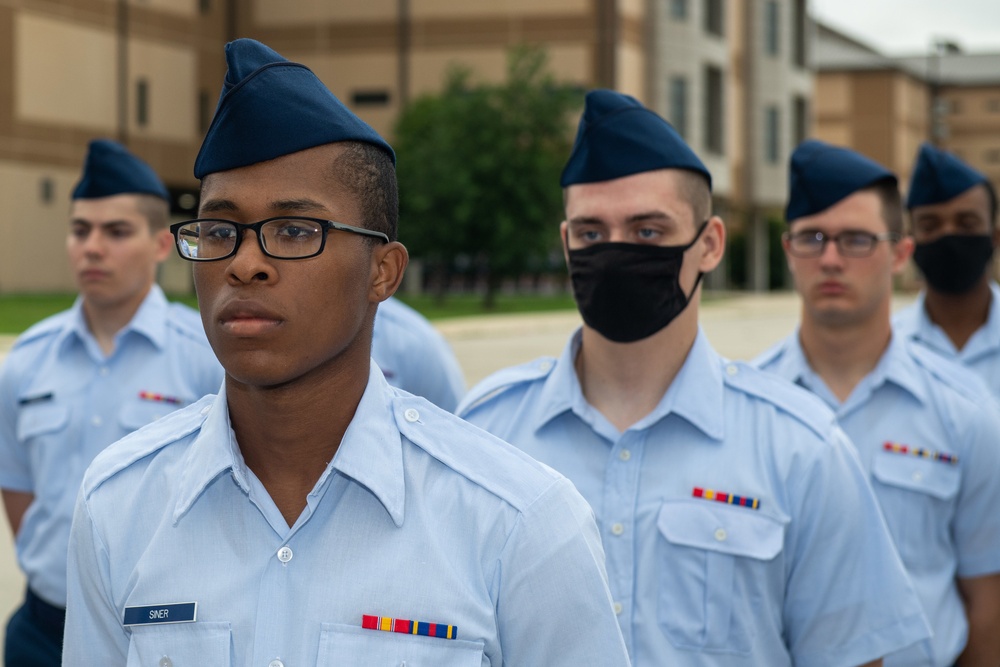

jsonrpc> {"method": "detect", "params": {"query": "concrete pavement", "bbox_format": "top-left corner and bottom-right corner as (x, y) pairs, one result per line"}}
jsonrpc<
(0, 289), (917, 643)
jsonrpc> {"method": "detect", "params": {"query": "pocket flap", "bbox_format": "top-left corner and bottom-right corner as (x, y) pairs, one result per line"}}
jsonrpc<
(657, 500), (785, 561)
(16, 403), (69, 440)
(872, 451), (960, 500)
(319, 623), (484, 666)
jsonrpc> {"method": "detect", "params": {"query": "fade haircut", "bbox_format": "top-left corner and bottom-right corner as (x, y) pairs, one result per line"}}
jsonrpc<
(331, 141), (398, 243)
(134, 194), (170, 232)
(867, 179), (904, 235)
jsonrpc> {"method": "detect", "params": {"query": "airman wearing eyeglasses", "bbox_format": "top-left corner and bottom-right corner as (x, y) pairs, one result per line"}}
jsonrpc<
(755, 140), (1000, 667)
(61, 39), (629, 666)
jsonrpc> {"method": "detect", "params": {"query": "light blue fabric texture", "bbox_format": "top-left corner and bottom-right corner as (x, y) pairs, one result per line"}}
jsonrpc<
(372, 296), (465, 411)
(894, 282), (1000, 397)
(62, 364), (630, 666)
(0, 285), (223, 606)
(458, 328), (930, 667)
(755, 331), (1000, 667)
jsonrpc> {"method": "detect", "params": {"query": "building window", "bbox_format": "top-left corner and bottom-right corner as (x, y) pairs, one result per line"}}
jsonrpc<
(704, 0), (724, 37)
(704, 65), (724, 155)
(199, 0), (211, 13)
(792, 0), (807, 68)
(950, 99), (962, 114)
(199, 91), (213, 133)
(352, 90), (391, 107)
(793, 95), (808, 146)
(669, 76), (688, 139)
(39, 177), (55, 205)
(765, 105), (781, 164)
(765, 2), (780, 56)
(670, 0), (687, 20)
(136, 78), (149, 127)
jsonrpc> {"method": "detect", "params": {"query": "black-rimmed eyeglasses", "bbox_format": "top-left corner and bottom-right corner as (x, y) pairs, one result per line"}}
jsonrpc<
(784, 230), (901, 258)
(169, 217), (389, 262)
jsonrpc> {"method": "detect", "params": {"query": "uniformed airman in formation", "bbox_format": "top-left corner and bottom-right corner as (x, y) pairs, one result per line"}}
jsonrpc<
(1, 33), (997, 667)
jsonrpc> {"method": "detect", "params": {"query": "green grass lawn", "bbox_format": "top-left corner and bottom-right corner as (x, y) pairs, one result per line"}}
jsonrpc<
(0, 291), (578, 334)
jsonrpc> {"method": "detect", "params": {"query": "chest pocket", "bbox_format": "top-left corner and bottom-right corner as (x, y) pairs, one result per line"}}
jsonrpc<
(16, 402), (69, 443)
(656, 500), (785, 655)
(126, 621), (231, 666)
(871, 450), (961, 563)
(119, 400), (181, 432)
(318, 624), (484, 666)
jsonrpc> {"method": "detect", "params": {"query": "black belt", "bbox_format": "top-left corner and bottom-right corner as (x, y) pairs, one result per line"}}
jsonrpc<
(25, 587), (65, 636)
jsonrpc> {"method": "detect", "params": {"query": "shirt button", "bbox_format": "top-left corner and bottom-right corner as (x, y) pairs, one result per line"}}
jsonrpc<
(91, 416), (102, 427)
(277, 546), (293, 563)
(613, 602), (623, 615)
(726, 364), (739, 376)
(714, 528), (727, 542)
(268, 660), (284, 667)
(539, 360), (553, 372)
(201, 405), (211, 416)
(912, 471), (923, 482)
(611, 523), (624, 536)
(619, 449), (631, 461)
(404, 408), (420, 423)
(159, 658), (172, 667)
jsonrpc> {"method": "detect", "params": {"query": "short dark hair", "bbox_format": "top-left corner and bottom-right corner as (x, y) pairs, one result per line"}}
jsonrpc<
(984, 182), (997, 227)
(134, 194), (170, 231)
(331, 142), (398, 242)
(867, 179), (903, 235)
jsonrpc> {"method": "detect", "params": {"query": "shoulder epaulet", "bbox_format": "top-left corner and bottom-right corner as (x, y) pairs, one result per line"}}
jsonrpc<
(81, 396), (213, 496)
(457, 356), (557, 417)
(395, 395), (562, 511)
(11, 310), (73, 349)
(906, 339), (991, 405)
(723, 360), (836, 440)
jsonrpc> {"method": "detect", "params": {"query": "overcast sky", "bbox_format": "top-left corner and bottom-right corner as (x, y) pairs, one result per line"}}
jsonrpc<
(811, 0), (1000, 54)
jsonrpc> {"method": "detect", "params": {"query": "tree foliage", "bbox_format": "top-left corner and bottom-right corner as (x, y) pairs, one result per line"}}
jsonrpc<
(394, 46), (583, 306)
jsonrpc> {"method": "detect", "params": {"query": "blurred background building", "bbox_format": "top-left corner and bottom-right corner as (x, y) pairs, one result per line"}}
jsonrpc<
(0, 0), (996, 294)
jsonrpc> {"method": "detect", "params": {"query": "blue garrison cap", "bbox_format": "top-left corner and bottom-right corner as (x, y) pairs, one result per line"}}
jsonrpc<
(71, 139), (169, 201)
(560, 89), (711, 189)
(194, 39), (394, 179)
(906, 143), (989, 209)
(785, 140), (896, 222)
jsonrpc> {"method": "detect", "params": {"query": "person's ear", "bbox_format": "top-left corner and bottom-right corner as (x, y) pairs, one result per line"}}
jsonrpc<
(153, 228), (173, 263)
(370, 241), (408, 303)
(696, 216), (726, 273)
(891, 234), (915, 275)
(560, 220), (571, 265)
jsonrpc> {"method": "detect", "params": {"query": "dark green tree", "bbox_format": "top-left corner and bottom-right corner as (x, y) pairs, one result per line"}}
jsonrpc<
(394, 46), (583, 306)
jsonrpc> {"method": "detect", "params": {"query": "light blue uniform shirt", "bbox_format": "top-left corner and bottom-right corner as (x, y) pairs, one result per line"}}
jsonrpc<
(458, 329), (930, 667)
(63, 364), (630, 666)
(755, 332), (1000, 667)
(0, 285), (223, 606)
(372, 296), (466, 411)
(894, 283), (1000, 397)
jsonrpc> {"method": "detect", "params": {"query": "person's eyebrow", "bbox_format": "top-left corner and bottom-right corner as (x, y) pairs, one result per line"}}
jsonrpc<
(625, 210), (673, 225)
(268, 198), (328, 214)
(198, 199), (239, 215)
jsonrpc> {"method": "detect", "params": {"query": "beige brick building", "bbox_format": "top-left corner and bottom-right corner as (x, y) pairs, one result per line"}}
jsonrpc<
(1, 0), (814, 293)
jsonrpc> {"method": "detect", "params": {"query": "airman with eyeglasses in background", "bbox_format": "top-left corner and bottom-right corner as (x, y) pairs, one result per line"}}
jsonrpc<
(755, 140), (1000, 667)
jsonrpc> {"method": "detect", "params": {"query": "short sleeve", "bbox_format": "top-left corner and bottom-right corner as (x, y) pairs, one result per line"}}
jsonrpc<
(493, 477), (630, 666)
(0, 356), (33, 491)
(782, 428), (930, 667)
(952, 407), (1000, 578)
(63, 490), (130, 664)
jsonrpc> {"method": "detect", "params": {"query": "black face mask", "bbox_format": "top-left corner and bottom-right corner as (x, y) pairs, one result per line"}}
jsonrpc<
(912, 234), (995, 294)
(568, 221), (708, 343)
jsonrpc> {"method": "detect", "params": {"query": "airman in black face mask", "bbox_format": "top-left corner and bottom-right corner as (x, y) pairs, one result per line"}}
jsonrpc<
(894, 143), (1000, 398)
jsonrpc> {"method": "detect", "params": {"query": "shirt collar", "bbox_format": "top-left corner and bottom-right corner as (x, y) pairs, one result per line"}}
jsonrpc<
(777, 329), (929, 409)
(910, 282), (1000, 355)
(173, 363), (406, 527)
(534, 327), (725, 440)
(58, 285), (169, 355)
